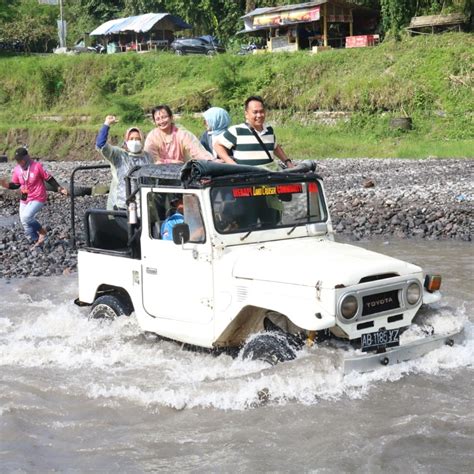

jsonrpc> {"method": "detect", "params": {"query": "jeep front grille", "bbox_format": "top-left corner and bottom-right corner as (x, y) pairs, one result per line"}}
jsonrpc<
(362, 290), (400, 316)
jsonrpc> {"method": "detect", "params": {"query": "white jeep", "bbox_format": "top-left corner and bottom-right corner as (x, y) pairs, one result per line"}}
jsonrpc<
(74, 161), (463, 372)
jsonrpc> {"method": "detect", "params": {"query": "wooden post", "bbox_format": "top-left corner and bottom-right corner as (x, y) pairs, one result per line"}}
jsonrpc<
(323, 3), (328, 46)
(349, 21), (353, 36)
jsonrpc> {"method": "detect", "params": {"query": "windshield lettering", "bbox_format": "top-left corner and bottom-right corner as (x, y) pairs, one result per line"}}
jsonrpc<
(232, 183), (303, 199)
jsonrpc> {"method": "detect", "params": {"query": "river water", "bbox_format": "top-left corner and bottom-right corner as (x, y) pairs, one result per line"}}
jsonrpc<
(1, 240), (472, 472)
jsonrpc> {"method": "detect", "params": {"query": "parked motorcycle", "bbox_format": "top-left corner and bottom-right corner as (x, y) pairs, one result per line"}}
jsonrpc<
(237, 42), (258, 55)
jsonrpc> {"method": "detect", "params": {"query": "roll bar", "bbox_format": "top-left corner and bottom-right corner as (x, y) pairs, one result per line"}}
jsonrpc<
(69, 164), (110, 249)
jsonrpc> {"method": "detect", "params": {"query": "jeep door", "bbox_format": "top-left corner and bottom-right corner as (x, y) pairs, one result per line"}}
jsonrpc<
(141, 191), (213, 324)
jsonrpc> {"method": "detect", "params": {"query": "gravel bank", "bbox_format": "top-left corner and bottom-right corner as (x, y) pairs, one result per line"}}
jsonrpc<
(0, 158), (472, 279)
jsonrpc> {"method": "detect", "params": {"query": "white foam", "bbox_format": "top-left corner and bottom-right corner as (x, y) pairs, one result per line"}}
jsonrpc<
(1, 276), (472, 411)
(0, 317), (12, 333)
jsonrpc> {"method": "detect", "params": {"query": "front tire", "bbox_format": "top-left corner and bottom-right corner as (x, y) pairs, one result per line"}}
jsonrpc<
(90, 294), (131, 320)
(241, 332), (298, 365)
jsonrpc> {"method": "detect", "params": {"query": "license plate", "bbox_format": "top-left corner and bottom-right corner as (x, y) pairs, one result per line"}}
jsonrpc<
(361, 328), (400, 352)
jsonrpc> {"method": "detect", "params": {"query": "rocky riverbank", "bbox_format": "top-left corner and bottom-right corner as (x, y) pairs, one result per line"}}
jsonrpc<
(0, 158), (472, 279)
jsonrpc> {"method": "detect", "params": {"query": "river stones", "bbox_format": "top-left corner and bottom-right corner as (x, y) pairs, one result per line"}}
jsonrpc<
(0, 158), (472, 279)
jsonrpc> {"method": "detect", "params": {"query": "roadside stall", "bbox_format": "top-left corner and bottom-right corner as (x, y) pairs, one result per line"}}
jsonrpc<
(406, 13), (469, 35)
(240, 0), (378, 53)
(89, 12), (191, 52)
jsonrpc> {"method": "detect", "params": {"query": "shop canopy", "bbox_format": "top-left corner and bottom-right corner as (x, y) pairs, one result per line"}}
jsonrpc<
(241, 0), (358, 33)
(90, 13), (191, 36)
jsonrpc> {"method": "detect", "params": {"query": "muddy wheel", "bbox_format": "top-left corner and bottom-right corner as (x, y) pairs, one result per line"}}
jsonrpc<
(241, 332), (298, 366)
(90, 294), (131, 320)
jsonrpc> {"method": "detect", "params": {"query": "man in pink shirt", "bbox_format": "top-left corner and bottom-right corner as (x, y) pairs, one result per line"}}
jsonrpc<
(144, 105), (213, 164)
(0, 147), (67, 246)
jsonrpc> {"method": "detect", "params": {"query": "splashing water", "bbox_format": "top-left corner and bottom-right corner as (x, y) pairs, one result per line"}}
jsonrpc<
(1, 269), (471, 412)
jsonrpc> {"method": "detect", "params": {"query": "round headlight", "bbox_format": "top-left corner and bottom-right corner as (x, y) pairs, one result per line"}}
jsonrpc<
(340, 294), (358, 320)
(406, 282), (421, 305)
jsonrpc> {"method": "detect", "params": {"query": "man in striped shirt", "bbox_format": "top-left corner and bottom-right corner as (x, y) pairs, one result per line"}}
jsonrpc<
(214, 96), (294, 168)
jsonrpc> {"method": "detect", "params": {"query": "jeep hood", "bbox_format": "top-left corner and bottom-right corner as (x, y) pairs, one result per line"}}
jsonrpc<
(232, 240), (421, 288)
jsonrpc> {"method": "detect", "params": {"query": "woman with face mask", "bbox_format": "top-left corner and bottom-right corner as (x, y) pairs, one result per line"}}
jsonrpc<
(95, 115), (152, 210)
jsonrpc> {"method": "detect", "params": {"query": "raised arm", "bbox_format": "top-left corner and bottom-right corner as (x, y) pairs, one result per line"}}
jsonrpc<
(96, 115), (120, 161)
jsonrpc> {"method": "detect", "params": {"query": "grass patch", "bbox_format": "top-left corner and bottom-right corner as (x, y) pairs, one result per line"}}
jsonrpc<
(0, 33), (472, 159)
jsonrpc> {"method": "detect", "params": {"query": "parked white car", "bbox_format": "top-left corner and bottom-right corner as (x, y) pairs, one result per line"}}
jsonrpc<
(74, 161), (463, 372)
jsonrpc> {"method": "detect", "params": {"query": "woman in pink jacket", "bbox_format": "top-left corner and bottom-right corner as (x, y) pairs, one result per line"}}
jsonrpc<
(144, 105), (213, 164)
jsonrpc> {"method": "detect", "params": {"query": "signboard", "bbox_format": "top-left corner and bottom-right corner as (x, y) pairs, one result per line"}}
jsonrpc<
(39, 0), (59, 4)
(254, 6), (320, 27)
(270, 35), (297, 52)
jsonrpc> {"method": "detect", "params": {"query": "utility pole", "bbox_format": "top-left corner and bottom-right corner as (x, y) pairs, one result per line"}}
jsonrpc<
(39, 0), (66, 49)
(59, 0), (65, 48)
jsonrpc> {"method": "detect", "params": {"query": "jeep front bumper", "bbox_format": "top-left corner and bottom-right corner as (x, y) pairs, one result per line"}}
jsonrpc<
(343, 327), (465, 374)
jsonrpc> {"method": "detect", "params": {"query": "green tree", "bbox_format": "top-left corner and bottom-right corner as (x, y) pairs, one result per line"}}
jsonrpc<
(0, 0), (57, 51)
(380, 0), (414, 35)
(0, 0), (20, 22)
(122, 0), (167, 15)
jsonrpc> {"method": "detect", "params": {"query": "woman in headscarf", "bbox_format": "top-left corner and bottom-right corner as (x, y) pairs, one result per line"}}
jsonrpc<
(144, 105), (213, 164)
(200, 107), (231, 159)
(95, 115), (152, 210)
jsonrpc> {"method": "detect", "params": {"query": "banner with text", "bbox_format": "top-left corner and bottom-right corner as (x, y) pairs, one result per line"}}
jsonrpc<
(254, 7), (320, 27)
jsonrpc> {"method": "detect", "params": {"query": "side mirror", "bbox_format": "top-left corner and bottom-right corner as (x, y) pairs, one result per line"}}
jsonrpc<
(172, 223), (190, 245)
(306, 222), (328, 236)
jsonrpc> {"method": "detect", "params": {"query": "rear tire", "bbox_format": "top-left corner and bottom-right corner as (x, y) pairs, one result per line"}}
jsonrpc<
(175, 49), (183, 55)
(90, 294), (131, 320)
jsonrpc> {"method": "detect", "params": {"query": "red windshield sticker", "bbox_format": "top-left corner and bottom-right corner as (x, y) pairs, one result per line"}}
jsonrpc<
(308, 182), (318, 193)
(232, 187), (253, 198)
(232, 184), (303, 198)
(276, 184), (303, 194)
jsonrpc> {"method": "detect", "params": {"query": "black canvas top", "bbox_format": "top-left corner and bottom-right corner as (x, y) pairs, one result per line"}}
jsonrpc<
(129, 160), (320, 189)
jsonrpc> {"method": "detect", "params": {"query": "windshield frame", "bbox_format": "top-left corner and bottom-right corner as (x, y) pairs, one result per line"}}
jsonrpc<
(210, 177), (328, 236)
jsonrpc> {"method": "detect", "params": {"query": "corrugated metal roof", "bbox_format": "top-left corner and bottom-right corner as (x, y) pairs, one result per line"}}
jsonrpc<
(241, 7), (273, 19)
(89, 18), (124, 36)
(89, 13), (191, 36)
(242, 0), (364, 18)
(243, 1), (326, 18)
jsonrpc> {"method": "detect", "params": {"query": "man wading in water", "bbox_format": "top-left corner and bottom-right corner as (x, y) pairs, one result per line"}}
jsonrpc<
(0, 147), (67, 247)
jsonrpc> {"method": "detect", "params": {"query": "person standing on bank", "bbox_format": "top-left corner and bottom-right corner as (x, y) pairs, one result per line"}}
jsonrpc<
(214, 95), (294, 168)
(0, 147), (67, 247)
(96, 115), (152, 210)
(144, 105), (213, 164)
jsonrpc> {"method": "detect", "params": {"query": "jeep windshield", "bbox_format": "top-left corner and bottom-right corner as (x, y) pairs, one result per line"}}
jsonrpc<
(211, 180), (327, 234)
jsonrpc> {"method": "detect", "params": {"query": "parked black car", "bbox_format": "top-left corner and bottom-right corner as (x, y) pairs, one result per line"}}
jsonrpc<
(170, 36), (225, 55)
